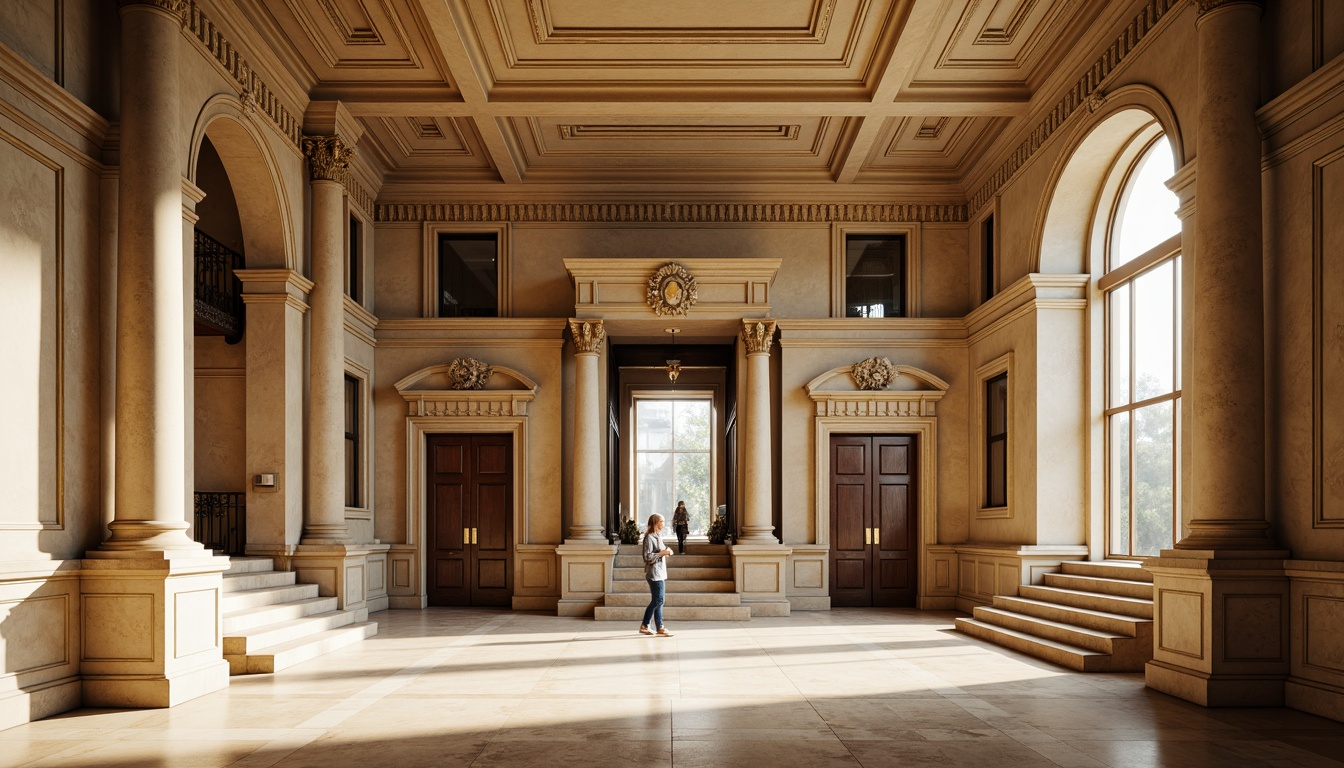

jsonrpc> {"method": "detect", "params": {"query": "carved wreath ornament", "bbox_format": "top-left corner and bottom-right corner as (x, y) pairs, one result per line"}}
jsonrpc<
(851, 357), (898, 391)
(446, 357), (493, 390)
(646, 263), (698, 317)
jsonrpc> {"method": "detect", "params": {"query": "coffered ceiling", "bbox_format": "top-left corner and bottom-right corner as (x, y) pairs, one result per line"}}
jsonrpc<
(236, 0), (1116, 198)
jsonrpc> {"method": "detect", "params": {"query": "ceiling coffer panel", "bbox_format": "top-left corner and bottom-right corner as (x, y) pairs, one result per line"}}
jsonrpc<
(358, 116), (493, 170)
(502, 116), (855, 180)
(265, 0), (455, 85)
(463, 0), (906, 85)
(855, 115), (1008, 182)
(907, 0), (1080, 88)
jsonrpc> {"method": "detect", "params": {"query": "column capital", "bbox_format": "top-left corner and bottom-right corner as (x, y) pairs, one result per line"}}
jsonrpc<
(118, 0), (188, 19)
(302, 135), (354, 184)
(741, 319), (777, 355)
(569, 318), (606, 354)
(1196, 0), (1262, 18)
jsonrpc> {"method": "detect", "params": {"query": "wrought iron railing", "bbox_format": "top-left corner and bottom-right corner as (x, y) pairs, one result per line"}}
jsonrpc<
(193, 492), (245, 556)
(193, 228), (244, 343)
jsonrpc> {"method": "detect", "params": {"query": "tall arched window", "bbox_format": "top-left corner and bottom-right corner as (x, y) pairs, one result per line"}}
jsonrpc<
(1100, 134), (1182, 557)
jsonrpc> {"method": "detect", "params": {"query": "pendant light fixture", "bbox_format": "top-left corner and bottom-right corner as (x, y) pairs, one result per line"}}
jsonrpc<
(664, 327), (682, 385)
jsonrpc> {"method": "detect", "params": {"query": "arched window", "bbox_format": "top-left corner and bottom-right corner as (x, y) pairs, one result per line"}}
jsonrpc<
(1099, 135), (1181, 557)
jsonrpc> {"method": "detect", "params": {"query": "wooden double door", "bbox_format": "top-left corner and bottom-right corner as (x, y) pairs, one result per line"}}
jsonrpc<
(829, 434), (917, 607)
(426, 434), (513, 607)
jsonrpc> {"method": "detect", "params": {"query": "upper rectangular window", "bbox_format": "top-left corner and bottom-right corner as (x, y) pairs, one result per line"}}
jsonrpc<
(437, 233), (498, 317)
(981, 214), (996, 304)
(347, 215), (362, 304)
(844, 234), (905, 318)
(985, 372), (1008, 508)
(344, 374), (361, 509)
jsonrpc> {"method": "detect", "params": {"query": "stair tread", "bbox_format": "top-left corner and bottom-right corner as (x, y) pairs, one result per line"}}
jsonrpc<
(974, 607), (1129, 640)
(225, 609), (355, 639)
(956, 617), (1106, 658)
(1048, 573), (1153, 587)
(1025, 585), (1152, 604)
(996, 596), (1152, 624)
(224, 595), (335, 620)
(234, 621), (377, 657)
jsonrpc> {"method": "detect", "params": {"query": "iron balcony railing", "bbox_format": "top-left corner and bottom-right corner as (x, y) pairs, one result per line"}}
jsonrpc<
(193, 491), (245, 556)
(193, 228), (244, 343)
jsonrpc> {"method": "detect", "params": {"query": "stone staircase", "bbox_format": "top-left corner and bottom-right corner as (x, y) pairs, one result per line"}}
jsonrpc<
(222, 557), (377, 674)
(594, 543), (751, 622)
(954, 560), (1154, 672)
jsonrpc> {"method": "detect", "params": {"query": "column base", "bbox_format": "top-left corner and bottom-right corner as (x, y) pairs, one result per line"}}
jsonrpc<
(1143, 548), (1290, 708)
(730, 543), (793, 617)
(556, 542), (618, 617)
(80, 550), (231, 708)
(290, 544), (369, 615)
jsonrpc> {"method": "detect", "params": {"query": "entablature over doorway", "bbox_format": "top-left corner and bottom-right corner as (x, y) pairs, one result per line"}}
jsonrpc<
(564, 258), (782, 337)
(805, 363), (950, 417)
(394, 362), (538, 417)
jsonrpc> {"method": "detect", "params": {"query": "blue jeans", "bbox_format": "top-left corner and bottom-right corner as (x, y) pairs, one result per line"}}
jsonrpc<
(642, 578), (665, 629)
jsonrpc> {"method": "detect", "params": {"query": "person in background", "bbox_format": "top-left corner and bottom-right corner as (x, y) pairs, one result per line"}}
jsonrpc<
(671, 500), (690, 555)
(640, 513), (674, 637)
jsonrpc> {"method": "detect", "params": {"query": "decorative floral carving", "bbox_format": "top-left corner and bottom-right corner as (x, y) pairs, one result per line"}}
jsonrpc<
(446, 358), (492, 390)
(569, 319), (606, 354)
(647, 263), (698, 317)
(851, 357), (898, 391)
(302, 135), (353, 183)
(741, 319), (776, 355)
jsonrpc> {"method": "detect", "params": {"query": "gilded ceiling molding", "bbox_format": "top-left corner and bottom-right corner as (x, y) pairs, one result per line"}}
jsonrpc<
(569, 319), (605, 354)
(303, 135), (353, 183)
(969, 0), (1178, 214)
(741, 319), (776, 355)
(183, 3), (303, 147)
(376, 202), (968, 224)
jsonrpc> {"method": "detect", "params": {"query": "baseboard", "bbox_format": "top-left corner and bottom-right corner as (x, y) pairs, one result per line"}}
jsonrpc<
(1286, 677), (1344, 723)
(0, 676), (80, 731)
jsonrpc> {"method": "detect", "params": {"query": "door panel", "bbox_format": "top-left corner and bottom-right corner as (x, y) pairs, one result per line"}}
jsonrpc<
(830, 434), (918, 608)
(427, 434), (514, 607)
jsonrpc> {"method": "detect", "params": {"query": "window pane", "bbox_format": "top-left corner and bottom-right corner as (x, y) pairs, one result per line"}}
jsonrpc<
(986, 374), (1007, 437)
(1109, 411), (1131, 556)
(438, 234), (498, 317)
(986, 439), (1006, 508)
(637, 452), (674, 525)
(636, 401), (673, 450)
(344, 376), (358, 508)
(1133, 400), (1175, 556)
(674, 453), (712, 535)
(1113, 137), (1179, 268)
(845, 235), (904, 318)
(347, 216), (361, 303)
(1133, 260), (1175, 400)
(674, 400), (711, 451)
(1109, 283), (1131, 408)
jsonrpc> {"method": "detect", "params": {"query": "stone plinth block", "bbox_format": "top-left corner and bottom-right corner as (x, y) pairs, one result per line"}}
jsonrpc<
(556, 542), (618, 617)
(731, 544), (793, 617)
(290, 545), (370, 617)
(1144, 549), (1290, 707)
(80, 551), (231, 708)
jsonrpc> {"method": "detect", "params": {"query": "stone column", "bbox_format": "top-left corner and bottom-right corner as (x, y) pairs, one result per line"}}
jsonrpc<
(739, 319), (777, 543)
(555, 318), (617, 616)
(731, 319), (791, 616)
(300, 136), (352, 545)
(81, 0), (229, 708)
(1145, 0), (1288, 708)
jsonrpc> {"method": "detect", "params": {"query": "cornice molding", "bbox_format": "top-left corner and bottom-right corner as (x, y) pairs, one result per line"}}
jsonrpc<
(183, 2), (303, 147)
(969, 0), (1180, 214)
(376, 202), (968, 224)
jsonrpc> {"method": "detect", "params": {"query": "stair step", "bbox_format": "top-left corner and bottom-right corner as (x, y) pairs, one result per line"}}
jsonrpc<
(225, 557), (276, 575)
(972, 607), (1129, 654)
(603, 592), (742, 607)
(614, 555), (731, 569)
(222, 582), (321, 612)
(223, 570), (297, 593)
(228, 621), (377, 675)
(613, 566), (733, 581)
(223, 595), (340, 634)
(1042, 573), (1153, 599)
(617, 544), (729, 556)
(992, 595), (1151, 636)
(224, 610), (358, 655)
(954, 617), (1122, 672)
(1018, 584), (1154, 619)
(1060, 560), (1153, 583)
(594, 605), (751, 622)
(611, 579), (736, 593)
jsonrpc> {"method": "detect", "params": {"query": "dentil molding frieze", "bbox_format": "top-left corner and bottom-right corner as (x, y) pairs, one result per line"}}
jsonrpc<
(569, 319), (605, 354)
(376, 202), (967, 224)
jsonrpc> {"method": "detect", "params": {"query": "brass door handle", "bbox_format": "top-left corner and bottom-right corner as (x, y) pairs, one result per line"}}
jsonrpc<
(472, 527), (478, 545)
(873, 527), (880, 546)
(864, 528), (872, 545)
(464, 528), (471, 546)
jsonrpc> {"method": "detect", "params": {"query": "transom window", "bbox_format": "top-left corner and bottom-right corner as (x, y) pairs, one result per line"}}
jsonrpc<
(437, 233), (498, 317)
(1101, 134), (1182, 557)
(634, 395), (713, 535)
(844, 235), (905, 318)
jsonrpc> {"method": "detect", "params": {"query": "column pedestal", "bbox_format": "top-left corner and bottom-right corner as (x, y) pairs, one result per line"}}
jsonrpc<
(730, 544), (793, 617)
(287, 545), (370, 617)
(556, 542), (620, 617)
(80, 551), (230, 707)
(1145, 549), (1289, 706)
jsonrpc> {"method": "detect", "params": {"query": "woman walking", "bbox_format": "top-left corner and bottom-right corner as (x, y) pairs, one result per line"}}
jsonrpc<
(640, 513), (675, 637)
(671, 501), (690, 555)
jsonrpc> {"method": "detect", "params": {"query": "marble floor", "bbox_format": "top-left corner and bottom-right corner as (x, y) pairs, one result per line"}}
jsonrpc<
(4, 608), (1343, 767)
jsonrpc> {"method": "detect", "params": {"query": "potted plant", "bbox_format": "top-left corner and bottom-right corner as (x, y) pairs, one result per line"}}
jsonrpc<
(706, 513), (729, 545)
(618, 517), (642, 545)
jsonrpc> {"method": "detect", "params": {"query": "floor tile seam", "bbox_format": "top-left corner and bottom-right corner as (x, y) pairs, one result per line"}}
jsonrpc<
(949, 696), (1109, 768)
(292, 612), (520, 731)
(850, 640), (968, 696)
(220, 732), (324, 768)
